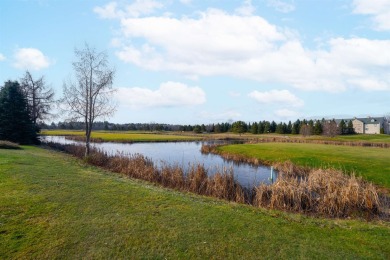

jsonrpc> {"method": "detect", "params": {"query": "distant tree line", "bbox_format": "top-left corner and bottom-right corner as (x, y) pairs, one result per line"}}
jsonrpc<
(42, 118), (356, 137)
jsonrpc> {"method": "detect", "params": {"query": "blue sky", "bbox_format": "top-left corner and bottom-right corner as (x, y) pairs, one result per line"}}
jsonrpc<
(0, 0), (389, 124)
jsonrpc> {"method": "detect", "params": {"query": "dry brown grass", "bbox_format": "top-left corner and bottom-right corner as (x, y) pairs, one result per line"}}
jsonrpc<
(255, 162), (385, 218)
(44, 142), (389, 220)
(0, 140), (21, 149)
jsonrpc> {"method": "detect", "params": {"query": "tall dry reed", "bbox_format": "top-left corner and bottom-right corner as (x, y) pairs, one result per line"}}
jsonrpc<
(254, 162), (384, 218)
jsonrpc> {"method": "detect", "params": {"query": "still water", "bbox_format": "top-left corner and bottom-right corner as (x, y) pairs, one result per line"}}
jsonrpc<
(42, 136), (274, 188)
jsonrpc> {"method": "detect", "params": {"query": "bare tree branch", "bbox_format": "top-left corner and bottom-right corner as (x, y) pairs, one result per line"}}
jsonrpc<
(20, 71), (55, 126)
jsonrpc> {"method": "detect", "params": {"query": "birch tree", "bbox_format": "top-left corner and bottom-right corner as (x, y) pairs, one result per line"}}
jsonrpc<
(62, 44), (115, 156)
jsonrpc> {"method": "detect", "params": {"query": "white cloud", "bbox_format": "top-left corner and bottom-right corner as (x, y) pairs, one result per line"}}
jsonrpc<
(352, 0), (390, 31)
(13, 48), (50, 70)
(235, 0), (256, 16)
(0, 53), (5, 61)
(267, 0), (295, 13)
(94, 0), (163, 19)
(116, 81), (206, 108)
(274, 108), (298, 118)
(98, 5), (390, 92)
(248, 89), (304, 107)
(94, 2), (123, 19)
(116, 8), (286, 73)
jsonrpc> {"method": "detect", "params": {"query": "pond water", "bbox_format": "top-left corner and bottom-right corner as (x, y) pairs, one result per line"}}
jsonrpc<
(42, 136), (275, 188)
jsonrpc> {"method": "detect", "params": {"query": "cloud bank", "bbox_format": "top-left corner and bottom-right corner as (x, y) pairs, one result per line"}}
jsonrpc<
(95, 3), (390, 93)
(116, 81), (206, 109)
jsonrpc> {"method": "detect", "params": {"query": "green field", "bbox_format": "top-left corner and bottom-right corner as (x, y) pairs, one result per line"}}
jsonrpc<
(1, 146), (389, 259)
(41, 130), (201, 142)
(217, 143), (390, 189)
(306, 134), (390, 143)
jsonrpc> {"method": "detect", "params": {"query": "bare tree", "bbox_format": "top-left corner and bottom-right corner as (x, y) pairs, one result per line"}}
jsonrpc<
(20, 71), (55, 126)
(62, 43), (116, 156)
(322, 119), (340, 137)
(299, 124), (312, 137)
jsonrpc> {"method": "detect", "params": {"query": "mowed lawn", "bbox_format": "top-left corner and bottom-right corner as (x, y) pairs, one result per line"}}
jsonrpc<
(41, 130), (201, 142)
(1, 147), (390, 259)
(306, 134), (390, 143)
(218, 143), (390, 189)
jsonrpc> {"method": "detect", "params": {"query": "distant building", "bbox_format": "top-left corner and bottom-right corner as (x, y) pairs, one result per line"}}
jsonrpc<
(336, 117), (389, 134)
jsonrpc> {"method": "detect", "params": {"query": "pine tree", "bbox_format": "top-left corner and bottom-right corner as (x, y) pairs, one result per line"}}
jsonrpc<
(339, 120), (346, 135)
(250, 122), (258, 134)
(0, 81), (38, 144)
(313, 120), (323, 135)
(347, 120), (355, 134)
(287, 121), (292, 134)
(270, 121), (277, 133)
(263, 121), (271, 133)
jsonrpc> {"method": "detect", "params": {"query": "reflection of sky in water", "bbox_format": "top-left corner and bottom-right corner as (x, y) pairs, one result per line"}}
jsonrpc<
(42, 136), (274, 188)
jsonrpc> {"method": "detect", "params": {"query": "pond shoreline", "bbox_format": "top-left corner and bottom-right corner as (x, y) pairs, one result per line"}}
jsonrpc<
(42, 141), (389, 220)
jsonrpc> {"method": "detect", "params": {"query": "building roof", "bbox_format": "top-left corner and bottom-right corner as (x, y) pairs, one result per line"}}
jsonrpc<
(334, 117), (386, 125)
(354, 117), (385, 125)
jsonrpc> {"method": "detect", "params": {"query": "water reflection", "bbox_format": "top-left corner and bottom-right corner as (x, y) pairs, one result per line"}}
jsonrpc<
(41, 136), (273, 188)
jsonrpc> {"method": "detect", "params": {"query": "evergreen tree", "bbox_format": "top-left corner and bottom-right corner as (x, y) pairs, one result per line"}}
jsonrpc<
(250, 122), (258, 134)
(275, 122), (284, 134)
(347, 120), (355, 134)
(292, 119), (300, 134)
(231, 121), (248, 135)
(263, 121), (271, 133)
(313, 120), (323, 135)
(287, 121), (292, 134)
(193, 125), (202, 133)
(0, 81), (38, 144)
(270, 121), (277, 133)
(339, 120), (346, 135)
(214, 123), (221, 133)
(258, 121), (265, 134)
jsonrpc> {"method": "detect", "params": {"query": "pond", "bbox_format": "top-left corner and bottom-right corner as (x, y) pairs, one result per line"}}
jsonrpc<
(42, 136), (275, 188)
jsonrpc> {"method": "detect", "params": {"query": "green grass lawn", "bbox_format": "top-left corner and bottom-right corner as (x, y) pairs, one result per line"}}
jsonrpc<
(307, 134), (390, 143)
(41, 129), (201, 142)
(218, 143), (390, 189)
(1, 146), (390, 259)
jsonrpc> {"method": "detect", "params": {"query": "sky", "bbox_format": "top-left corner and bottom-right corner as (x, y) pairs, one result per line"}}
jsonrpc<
(0, 0), (389, 124)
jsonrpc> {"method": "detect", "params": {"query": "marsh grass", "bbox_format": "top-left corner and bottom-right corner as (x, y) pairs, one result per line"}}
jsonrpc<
(0, 140), (21, 149)
(45, 142), (389, 220)
(255, 162), (386, 219)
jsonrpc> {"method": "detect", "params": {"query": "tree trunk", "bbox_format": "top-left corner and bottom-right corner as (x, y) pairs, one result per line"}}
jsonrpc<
(85, 132), (90, 157)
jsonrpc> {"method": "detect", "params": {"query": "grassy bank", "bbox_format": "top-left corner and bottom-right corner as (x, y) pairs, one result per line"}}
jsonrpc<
(1, 146), (390, 258)
(216, 143), (390, 190)
(41, 130), (201, 142)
